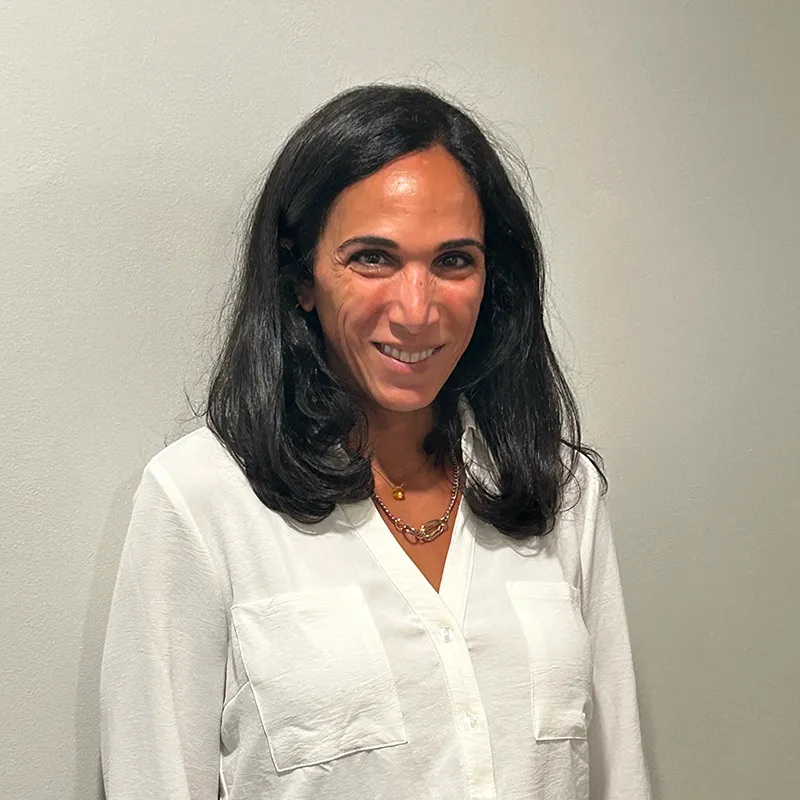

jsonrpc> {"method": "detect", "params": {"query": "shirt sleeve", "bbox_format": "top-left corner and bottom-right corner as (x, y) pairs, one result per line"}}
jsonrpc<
(100, 461), (228, 799)
(579, 465), (652, 800)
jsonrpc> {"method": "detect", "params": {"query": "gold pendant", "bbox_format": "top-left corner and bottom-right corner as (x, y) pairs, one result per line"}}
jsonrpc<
(392, 486), (406, 501)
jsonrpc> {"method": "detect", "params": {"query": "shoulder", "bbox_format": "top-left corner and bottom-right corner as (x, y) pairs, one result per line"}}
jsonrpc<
(560, 447), (605, 516)
(141, 425), (252, 512)
(549, 448), (610, 572)
(147, 425), (232, 476)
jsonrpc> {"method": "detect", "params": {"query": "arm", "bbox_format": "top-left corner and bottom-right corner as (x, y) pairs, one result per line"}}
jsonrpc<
(100, 462), (228, 799)
(579, 467), (651, 800)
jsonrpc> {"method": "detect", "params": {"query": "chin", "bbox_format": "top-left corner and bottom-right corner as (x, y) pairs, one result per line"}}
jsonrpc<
(368, 385), (440, 414)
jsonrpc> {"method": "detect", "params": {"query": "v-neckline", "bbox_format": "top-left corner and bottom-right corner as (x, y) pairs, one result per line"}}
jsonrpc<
(340, 495), (475, 626)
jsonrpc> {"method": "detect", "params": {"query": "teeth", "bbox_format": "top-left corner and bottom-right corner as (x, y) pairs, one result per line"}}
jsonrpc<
(379, 344), (438, 363)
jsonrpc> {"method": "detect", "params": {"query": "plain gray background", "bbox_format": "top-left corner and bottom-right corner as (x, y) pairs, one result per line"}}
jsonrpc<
(1, 1), (798, 798)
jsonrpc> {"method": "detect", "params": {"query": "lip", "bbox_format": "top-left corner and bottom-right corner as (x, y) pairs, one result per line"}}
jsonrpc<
(372, 342), (444, 370)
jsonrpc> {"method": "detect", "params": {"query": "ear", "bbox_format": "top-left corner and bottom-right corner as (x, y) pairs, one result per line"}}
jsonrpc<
(283, 238), (314, 312)
(296, 282), (315, 312)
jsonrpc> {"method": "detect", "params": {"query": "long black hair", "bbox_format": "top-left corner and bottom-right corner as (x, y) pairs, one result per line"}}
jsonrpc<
(205, 84), (604, 538)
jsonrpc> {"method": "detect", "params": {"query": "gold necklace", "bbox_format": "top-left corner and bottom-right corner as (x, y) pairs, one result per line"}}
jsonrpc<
(372, 455), (431, 501)
(372, 444), (460, 543)
(372, 465), (408, 501)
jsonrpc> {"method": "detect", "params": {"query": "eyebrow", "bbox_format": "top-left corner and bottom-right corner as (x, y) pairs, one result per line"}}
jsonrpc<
(336, 235), (485, 254)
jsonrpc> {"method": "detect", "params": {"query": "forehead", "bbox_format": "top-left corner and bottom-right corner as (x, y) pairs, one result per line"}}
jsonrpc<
(323, 146), (483, 241)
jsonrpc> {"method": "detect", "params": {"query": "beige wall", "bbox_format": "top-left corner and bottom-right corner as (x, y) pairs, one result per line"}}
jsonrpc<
(1, 1), (798, 798)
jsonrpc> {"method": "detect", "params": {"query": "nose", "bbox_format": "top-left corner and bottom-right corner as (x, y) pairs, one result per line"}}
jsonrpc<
(387, 264), (440, 334)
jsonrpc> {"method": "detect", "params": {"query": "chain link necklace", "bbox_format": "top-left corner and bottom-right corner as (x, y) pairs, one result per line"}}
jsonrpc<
(372, 444), (460, 543)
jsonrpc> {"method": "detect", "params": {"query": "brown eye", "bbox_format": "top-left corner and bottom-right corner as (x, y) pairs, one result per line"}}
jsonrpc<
(351, 250), (393, 268)
(437, 252), (474, 269)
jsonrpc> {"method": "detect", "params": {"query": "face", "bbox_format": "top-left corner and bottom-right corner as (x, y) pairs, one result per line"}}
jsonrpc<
(298, 145), (486, 415)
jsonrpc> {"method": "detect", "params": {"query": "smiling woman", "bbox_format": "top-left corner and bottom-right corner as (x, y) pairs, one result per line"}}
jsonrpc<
(100, 85), (651, 800)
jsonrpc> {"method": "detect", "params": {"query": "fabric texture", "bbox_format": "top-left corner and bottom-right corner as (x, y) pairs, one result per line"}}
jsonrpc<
(100, 403), (651, 800)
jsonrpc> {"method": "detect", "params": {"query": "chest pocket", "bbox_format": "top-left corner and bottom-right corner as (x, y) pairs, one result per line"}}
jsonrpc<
(508, 581), (592, 741)
(232, 584), (407, 772)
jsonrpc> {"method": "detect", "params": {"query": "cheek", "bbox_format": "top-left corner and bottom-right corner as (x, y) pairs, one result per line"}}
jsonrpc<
(317, 286), (382, 351)
(444, 280), (485, 333)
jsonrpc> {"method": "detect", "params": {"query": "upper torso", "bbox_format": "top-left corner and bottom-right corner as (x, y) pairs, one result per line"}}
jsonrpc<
(162, 426), (591, 800)
(101, 420), (650, 800)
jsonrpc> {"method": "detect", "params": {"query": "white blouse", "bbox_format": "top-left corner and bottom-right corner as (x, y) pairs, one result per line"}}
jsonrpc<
(100, 406), (651, 800)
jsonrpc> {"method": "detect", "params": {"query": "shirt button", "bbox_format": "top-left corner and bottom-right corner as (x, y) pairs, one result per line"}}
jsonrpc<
(462, 711), (478, 731)
(438, 626), (455, 643)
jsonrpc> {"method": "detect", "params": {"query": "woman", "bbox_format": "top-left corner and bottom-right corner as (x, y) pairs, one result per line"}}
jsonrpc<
(100, 84), (650, 800)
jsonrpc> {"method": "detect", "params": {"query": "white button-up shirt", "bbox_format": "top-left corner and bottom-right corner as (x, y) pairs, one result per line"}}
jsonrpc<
(100, 407), (650, 800)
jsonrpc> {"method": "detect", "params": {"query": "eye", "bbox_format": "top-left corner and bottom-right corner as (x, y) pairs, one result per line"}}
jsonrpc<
(436, 251), (474, 269)
(348, 249), (397, 272)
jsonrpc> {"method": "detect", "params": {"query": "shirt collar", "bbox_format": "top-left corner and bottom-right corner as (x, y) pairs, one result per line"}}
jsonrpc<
(457, 395), (497, 491)
(457, 394), (478, 439)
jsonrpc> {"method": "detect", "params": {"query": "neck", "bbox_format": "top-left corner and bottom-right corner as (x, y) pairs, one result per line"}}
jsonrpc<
(365, 403), (439, 481)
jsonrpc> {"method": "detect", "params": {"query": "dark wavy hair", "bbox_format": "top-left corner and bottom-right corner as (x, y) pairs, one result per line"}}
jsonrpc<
(205, 83), (604, 538)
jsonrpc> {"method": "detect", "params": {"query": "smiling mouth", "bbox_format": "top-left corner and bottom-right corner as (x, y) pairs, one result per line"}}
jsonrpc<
(373, 342), (443, 364)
